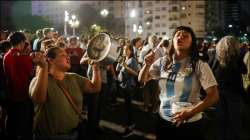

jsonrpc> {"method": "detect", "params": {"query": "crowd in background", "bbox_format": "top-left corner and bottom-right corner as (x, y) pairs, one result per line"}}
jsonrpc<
(0, 26), (249, 140)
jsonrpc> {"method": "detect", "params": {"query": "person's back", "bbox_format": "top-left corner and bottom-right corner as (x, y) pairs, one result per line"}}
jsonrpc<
(214, 36), (247, 93)
(214, 36), (247, 140)
(3, 32), (34, 140)
(4, 47), (33, 103)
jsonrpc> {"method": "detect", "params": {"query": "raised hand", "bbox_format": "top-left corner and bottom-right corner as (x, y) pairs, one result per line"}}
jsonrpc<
(31, 52), (48, 68)
(144, 50), (155, 66)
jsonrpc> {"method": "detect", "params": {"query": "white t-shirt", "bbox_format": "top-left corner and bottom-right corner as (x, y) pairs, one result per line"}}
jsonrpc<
(139, 44), (154, 64)
(149, 56), (218, 122)
(153, 46), (165, 61)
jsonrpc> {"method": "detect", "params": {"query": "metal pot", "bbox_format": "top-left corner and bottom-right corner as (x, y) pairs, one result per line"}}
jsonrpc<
(86, 33), (121, 65)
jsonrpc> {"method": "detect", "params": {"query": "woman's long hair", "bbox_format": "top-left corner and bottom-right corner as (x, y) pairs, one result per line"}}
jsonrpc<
(164, 26), (199, 72)
(215, 36), (240, 69)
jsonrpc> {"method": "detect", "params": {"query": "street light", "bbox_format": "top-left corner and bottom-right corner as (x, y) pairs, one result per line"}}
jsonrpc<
(133, 24), (137, 32)
(64, 10), (69, 37)
(137, 25), (143, 35)
(72, 15), (76, 20)
(130, 9), (137, 18)
(100, 9), (109, 17)
(91, 24), (97, 29)
(69, 15), (79, 36)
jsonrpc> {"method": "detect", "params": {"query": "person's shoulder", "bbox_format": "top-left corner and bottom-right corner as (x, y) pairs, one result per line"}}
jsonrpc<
(65, 72), (85, 81)
(195, 59), (213, 74)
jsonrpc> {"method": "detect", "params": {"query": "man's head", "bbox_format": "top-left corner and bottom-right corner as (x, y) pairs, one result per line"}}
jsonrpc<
(69, 36), (78, 46)
(0, 40), (11, 53)
(0, 30), (9, 41)
(8, 32), (27, 50)
(36, 29), (43, 39)
(131, 37), (142, 49)
(43, 28), (54, 38)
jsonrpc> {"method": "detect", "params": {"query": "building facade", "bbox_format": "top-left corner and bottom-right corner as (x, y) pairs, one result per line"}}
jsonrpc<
(125, 0), (206, 39)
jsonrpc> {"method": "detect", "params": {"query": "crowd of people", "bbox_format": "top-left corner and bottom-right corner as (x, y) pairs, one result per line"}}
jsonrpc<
(0, 25), (249, 140)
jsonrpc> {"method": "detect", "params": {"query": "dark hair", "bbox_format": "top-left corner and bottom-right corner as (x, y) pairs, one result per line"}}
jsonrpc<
(161, 39), (169, 48)
(165, 26), (199, 72)
(8, 32), (26, 46)
(0, 40), (11, 53)
(131, 37), (142, 46)
(126, 44), (134, 58)
(43, 28), (53, 37)
(36, 29), (43, 38)
(45, 46), (61, 59)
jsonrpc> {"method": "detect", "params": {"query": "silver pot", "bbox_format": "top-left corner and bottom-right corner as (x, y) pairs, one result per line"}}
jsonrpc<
(86, 33), (121, 65)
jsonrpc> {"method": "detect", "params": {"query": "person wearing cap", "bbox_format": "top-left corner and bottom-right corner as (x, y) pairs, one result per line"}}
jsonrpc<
(139, 26), (219, 139)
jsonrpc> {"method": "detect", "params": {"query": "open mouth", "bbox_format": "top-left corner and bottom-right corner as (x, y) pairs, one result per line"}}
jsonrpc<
(177, 39), (183, 46)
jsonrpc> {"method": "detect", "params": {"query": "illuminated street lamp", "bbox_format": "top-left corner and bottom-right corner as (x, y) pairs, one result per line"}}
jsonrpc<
(146, 21), (151, 25)
(91, 24), (97, 29)
(137, 25), (143, 35)
(64, 10), (69, 36)
(100, 9), (109, 17)
(133, 24), (137, 33)
(130, 9), (137, 18)
(72, 15), (76, 20)
(69, 14), (80, 36)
